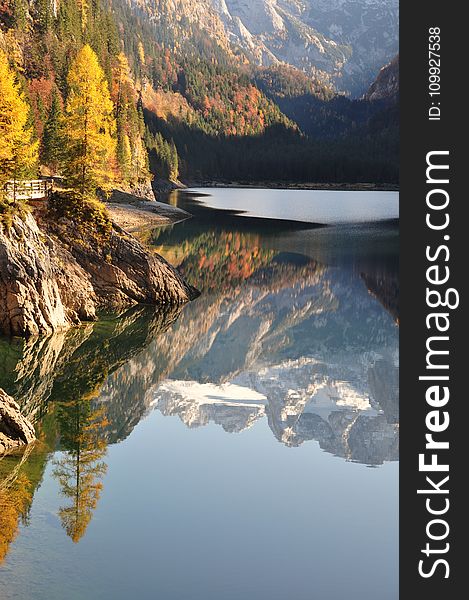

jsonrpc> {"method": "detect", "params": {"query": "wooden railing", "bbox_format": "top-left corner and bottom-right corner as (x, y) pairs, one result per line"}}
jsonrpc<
(4, 179), (53, 201)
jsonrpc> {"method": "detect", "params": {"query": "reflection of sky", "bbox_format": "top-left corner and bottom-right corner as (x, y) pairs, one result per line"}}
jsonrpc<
(1, 414), (398, 600)
(0, 188), (399, 599)
(193, 188), (399, 224)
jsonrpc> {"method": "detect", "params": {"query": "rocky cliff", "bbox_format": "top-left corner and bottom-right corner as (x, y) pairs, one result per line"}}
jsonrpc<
(0, 211), (198, 338)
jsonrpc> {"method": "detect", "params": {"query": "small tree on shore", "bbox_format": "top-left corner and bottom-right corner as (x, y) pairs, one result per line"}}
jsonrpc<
(62, 45), (116, 197)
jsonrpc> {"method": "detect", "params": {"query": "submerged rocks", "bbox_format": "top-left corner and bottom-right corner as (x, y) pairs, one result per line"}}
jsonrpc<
(0, 211), (198, 338)
(0, 389), (36, 454)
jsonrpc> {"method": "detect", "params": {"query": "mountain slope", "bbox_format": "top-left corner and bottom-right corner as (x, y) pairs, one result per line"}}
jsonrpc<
(209, 0), (399, 95)
(1, 0), (399, 186)
(365, 54), (399, 101)
(122, 0), (398, 96)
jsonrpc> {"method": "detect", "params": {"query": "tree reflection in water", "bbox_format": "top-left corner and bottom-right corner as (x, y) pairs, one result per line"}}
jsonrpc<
(0, 214), (399, 560)
(53, 402), (108, 543)
(0, 304), (183, 556)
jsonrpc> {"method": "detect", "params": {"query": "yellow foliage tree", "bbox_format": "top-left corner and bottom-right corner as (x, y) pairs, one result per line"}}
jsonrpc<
(63, 45), (116, 196)
(0, 49), (38, 198)
(53, 399), (108, 543)
(0, 473), (33, 564)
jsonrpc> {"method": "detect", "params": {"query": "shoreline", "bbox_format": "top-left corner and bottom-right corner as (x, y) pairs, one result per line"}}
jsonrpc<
(184, 181), (399, 192)
(106, 198), (191, 233)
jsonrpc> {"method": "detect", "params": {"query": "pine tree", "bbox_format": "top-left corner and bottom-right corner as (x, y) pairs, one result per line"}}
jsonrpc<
(35, 0), (53, 34)
(12, 0), (29, 31)
(41, 89), (63, 175)
(62, 45), (116, 196)
(114, 52), (132, 181)
(0, 49), (39, 200)
(169, 140), (179, 181)
(113, 52), (149, 186)
(117, 130), (132, 180)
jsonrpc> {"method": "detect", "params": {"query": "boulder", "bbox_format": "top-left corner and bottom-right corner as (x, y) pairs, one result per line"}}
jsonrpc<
(0, 389), (36, 454)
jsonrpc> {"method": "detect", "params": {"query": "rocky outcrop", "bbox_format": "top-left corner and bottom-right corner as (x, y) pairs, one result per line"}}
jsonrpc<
(110, 181), (156, 202)
(64, 224), (199, 307)
(0, 389), (36, 454)
(364, 55), (399, 102)
(0, 212), (199, 338)
(0, 213), (97, 337)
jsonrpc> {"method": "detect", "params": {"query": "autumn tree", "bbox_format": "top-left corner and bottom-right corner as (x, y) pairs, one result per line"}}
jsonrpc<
(53, 398), (108, 543)
(0, 473), (32, 564)
(0, 443), (39, 566)
(41, 89), (63, 175)
(0, 49), (39, 200)
(62, 45), (116, 196)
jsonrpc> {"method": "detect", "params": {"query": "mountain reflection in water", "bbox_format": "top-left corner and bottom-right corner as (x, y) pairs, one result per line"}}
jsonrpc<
(0, 191), (398, 566)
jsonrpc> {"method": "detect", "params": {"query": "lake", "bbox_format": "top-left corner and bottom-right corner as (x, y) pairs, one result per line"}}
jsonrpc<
(0, 188), (399, 600)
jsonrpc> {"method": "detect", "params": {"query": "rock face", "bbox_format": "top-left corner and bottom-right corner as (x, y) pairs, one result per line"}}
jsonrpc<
(0, 213), (97, 337)
(364, 54), (399, 102)
(110, 181), (156, 203)
(0, 389), (36, 454)
(220, 0), (399, 95)
(65, 223), (199, 307)
(124, 0), (398, 95)
(0, 212), (198, 338)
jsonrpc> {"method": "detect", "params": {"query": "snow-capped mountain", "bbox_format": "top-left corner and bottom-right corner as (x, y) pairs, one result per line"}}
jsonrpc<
(147, 261), (399, 464)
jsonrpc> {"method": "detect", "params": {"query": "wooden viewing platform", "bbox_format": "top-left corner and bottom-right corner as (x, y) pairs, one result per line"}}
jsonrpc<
(4, 179), (53, 201)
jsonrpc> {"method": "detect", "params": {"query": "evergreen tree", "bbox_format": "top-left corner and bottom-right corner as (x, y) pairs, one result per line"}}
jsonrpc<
(62, 45), (116, 196)
(117, 130), (132, 180)
(0, 49), (39, 199)
(35, 0), (53, 34)
(169, 140), (179, 181)
(113, 52), (149, 186)
(12, 0), (29, 31)
(41, 89), (63, 175)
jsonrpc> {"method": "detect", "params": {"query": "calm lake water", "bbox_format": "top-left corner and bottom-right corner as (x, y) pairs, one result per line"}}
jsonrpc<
(0, 188), (399, 600)
(192, 187), (399, 224)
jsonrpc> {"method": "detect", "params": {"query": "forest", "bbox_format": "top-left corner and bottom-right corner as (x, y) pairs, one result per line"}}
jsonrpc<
(0, 0), (399, 216)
